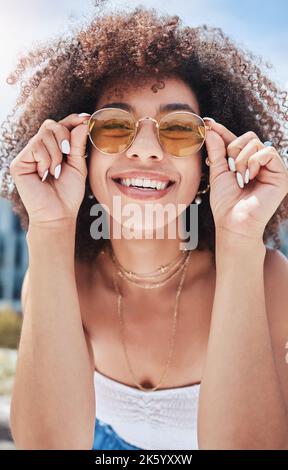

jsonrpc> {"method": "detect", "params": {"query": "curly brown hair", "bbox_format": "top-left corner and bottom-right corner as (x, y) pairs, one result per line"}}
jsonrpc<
(1, 5), (288, 263)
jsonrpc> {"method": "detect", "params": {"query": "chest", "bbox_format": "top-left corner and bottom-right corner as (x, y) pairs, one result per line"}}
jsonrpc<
(77, 267), (216, 390)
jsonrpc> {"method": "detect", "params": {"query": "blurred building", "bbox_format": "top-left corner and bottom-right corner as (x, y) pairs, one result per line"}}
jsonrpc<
(0, 198), (28, 313)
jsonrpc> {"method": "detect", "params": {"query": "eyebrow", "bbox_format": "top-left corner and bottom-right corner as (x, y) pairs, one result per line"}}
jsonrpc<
(99, 102), (198, 115)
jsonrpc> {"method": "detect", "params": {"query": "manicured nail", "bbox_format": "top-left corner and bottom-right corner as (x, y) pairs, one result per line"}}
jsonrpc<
(61, 139), (70, 154)
(54, 164), (61, 179)
(244, 168), (250, 184)
(78, 113), (91, 117)
(236, 172), (244, 188)
(41, 169), (49, 182)
(203, 117), (216, 122)
(228, 157), (236, 172)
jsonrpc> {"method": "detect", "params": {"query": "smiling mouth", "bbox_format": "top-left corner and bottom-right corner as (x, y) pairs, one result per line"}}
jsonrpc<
(112, 177), (175, 191)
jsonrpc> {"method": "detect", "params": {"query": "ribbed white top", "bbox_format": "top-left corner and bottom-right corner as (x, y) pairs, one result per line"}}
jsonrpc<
(94, 370), (200, 450)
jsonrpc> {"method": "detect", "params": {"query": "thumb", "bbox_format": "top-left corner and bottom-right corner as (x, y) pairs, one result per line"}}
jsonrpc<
(204, 129), (228, 182)
(66, 122), (90, 176)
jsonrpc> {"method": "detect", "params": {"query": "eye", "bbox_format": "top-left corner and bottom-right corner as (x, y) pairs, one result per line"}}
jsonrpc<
(163, 124), (193, 131)
(102, 120), (132, 130)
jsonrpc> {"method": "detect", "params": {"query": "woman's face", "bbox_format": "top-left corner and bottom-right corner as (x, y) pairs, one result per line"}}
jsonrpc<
(88, 75), (203, 233)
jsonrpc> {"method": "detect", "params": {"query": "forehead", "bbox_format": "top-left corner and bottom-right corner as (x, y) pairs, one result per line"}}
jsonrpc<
(96, 76), (200, 116)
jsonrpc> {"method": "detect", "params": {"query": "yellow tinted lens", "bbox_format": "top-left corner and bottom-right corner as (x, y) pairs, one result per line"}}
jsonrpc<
(89, 109), (135, 153)
(159, 112), (205, 156)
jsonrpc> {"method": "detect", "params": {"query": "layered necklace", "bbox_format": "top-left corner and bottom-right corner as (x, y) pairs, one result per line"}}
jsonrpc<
(104, 243), (192, 392)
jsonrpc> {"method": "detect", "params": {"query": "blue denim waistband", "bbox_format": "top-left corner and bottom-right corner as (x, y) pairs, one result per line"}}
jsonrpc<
(92, 417), (142, 450)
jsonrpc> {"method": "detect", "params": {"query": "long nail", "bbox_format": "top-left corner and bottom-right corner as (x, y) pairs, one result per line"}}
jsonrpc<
(78, 113), (91, 117)
(54, 164), (61, 179)
(41, 169), (49, 182)
(236, 172), (244, 188)
(61, 139), (70, 154)
(244, 168), (250, 184)
(203, 117), (216, 122)
(228, 157), (236, 172)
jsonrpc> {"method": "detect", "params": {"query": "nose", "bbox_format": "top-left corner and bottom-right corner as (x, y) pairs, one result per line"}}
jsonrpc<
(125, 117), (164, 162)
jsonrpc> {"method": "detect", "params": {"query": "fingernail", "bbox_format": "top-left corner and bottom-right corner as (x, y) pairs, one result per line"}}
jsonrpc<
(236, 172), (244, 188)
(203, 117), (216, 122)
(54, 164), (61, 179)
(244, 168), (250, 184)
(61, 139), (70, 154)
(228, 157), (236, 172)
(41, 169), (49, 182)
(78, 113), (91, 117)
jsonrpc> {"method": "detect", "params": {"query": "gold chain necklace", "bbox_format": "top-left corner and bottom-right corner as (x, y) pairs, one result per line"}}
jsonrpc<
(115, 263), (188, 289)
(108, 244), (188, 278)
(107, 245), (190, 289)
(111, 250), (192, 392)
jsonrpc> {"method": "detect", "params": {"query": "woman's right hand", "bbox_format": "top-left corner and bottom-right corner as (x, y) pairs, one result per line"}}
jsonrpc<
(9, 113), (91, 229)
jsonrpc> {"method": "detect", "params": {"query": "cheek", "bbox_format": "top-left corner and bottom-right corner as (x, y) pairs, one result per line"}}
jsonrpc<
(177, 158), (202, 204)
(88, 154), (111, 203)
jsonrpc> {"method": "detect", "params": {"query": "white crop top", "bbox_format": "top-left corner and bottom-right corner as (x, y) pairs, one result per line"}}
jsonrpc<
(94, 369), (200, 450)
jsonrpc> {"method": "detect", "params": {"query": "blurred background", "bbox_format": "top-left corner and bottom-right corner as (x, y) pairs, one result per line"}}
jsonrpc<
(0, 0), (287, 450)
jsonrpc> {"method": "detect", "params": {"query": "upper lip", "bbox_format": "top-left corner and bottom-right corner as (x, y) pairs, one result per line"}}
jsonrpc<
(110, 171), (177, 184)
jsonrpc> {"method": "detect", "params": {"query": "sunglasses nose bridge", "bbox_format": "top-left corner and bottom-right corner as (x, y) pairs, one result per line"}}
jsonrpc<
(135, 116), (159, 129)
(134, 116), (160, 148)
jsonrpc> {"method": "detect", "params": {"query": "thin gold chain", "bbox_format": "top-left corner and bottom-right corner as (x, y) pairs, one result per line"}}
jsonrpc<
(115, 258), (189, 289)
(108, 244), (188, 279)
(107, 245), (190, 289)
(111, 250), (192, 392)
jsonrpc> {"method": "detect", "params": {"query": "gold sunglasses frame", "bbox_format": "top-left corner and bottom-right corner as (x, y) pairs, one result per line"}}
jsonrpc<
(87, 107), (212, 158)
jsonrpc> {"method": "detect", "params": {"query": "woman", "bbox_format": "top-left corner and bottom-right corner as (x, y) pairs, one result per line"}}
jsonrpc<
(1, 6), (288, 450)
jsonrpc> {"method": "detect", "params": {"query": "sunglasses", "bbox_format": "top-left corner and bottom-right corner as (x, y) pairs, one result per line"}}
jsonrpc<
(87, 107), (211, 158)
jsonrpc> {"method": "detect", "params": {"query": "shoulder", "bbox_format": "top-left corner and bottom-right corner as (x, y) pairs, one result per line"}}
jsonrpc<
(264, 246), (288, 305)
(264, 245), (288, 270)
(263, 246), (288, 328)
(263, 246), (288, 408)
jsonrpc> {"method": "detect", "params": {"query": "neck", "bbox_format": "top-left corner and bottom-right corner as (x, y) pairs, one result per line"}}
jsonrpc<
(108, 217), (188, 275)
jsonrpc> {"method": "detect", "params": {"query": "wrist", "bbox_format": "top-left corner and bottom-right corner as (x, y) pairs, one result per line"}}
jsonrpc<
(27, 220), (77, 257)
(215, 227), (266, 257)
(27, 219), (77, 238)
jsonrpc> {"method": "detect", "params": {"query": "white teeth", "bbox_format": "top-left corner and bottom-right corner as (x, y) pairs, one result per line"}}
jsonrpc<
(118, 177), (169, 190)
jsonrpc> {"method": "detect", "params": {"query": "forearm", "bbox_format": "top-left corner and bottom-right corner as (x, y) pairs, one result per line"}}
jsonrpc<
(10, 223), (95, 449)
(198, 231), (288, 449)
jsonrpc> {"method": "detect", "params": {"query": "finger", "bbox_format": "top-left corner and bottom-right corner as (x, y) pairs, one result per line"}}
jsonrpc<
(248, 146), (288, 181)
(67, 122), (90, 175)
(42, 121), (71, 155)
(226, 131), (264, 172)
(234, 138), (265, 184)
(58, 113), (91, 131)
(204, 128), (229, 182)
(203, 119), (237, 145)
(39, 128), (65, 177)
(29, 140), (52, 181)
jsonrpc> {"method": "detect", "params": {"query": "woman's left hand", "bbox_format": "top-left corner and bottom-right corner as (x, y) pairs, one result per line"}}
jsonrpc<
(204, 119), (288, 242)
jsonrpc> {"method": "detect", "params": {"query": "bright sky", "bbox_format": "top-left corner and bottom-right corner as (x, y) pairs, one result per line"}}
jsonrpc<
(0, 0), (287, 125)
